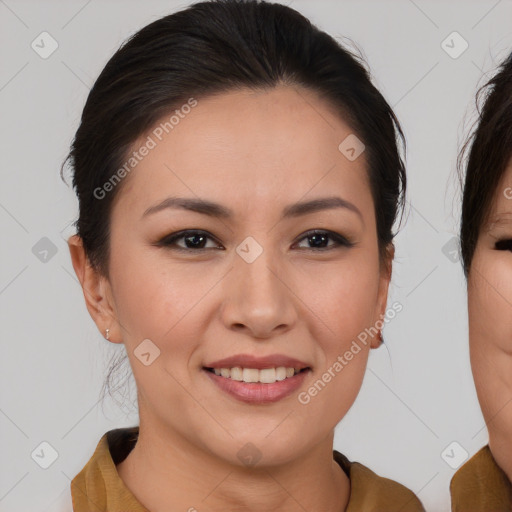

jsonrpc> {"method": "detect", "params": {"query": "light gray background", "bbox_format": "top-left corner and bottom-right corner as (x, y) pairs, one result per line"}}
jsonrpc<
(2, 1), (512, 511)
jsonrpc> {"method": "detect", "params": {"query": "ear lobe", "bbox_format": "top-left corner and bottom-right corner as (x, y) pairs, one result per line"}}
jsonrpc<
(67, 235), (121, 343)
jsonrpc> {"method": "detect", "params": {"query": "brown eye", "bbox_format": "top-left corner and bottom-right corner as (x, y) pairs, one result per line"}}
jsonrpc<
(158, 230), (223, 251)
(156, 228), (354, 253)
(294, 229), (354, 250)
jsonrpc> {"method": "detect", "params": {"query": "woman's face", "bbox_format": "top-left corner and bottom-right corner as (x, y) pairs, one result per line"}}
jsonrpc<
(468, 159), (512, 479)
(79, 85), (391, 466)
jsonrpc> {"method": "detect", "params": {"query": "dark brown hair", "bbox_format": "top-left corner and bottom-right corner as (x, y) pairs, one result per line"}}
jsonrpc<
(459, 51), (512, 277)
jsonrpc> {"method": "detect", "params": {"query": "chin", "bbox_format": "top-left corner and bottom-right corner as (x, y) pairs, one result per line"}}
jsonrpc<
(219, 433), (310, 468)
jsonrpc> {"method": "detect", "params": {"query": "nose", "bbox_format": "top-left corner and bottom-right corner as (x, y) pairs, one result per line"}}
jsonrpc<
(220, 242), (297, 339)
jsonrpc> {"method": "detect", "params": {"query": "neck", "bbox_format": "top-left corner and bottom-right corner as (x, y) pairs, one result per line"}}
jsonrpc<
(116, 418), (350, 512)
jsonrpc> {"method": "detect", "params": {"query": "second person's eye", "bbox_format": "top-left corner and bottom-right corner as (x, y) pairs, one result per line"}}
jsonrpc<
(495, 238), (512, 251)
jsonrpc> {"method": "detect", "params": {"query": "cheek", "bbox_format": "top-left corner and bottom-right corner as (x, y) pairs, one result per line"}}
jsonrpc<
(469, 252), (512, 350)
(310, 256), (381, 333)
(468, 250), (512, 444)
(108, 238), (208, 344)
(301, 257), (379, 388)
(282, 262), (377, 432)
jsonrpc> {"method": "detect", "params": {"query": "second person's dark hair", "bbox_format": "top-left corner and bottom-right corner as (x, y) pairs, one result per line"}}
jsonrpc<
(459, 51), (512, 277)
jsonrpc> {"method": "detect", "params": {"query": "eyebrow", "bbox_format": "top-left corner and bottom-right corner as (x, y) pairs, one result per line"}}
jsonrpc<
(142, 196), (364, 222)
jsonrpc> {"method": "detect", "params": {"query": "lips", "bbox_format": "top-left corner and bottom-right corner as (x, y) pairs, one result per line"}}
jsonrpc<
(203, 364), (311, 404)
(203, 353), (311, 371)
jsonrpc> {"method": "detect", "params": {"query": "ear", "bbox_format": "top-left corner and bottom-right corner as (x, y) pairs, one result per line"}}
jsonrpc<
(370, 242), (394, 349)
(67, 234), (122, 344)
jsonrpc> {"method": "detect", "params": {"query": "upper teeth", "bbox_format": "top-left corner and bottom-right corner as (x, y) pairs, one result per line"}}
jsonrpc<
(212, 367), (302, 383)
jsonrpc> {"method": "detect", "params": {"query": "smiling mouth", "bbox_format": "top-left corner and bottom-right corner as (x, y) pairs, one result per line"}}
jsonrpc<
(203, 366), (310, 384)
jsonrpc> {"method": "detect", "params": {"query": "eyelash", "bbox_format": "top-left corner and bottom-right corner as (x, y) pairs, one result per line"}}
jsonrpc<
(495, 239), (512, 251)
(157, 229), (354, 253)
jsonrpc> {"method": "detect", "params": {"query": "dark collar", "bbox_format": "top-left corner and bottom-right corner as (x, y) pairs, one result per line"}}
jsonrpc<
(106, 426), (139, 465)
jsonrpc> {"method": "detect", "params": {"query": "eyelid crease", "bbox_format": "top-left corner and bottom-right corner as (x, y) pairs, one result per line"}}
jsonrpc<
(486, 212), (512, 231)
(486, 226), (512, 241)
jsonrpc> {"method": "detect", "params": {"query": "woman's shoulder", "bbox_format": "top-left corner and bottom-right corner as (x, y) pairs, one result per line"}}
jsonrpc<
(450, 444), (512, 510)
(70, 426), (147, 512)
(333, 450), (425, 511)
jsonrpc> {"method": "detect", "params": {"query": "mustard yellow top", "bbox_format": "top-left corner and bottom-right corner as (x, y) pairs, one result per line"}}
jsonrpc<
(70, 426), (425, 511)
(450, 444), (512, 510)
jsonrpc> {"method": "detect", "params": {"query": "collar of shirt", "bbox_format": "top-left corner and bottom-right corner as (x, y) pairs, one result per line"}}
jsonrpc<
(70, 426), (424, 512)
(450, 444), (512, 510)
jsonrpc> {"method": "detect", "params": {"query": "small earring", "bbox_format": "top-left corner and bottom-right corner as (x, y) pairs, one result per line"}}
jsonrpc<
(105, 328), (110, 340)
(380, 331), (385, 344)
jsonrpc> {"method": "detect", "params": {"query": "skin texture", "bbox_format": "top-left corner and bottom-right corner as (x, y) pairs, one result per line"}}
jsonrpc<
(468, 160), (512, 482)
(69, 84), (393, 512)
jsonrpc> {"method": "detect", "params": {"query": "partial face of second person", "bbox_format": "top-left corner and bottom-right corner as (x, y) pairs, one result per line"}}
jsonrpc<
(468, 158), (512, 480)
(74, 85), (391, 468)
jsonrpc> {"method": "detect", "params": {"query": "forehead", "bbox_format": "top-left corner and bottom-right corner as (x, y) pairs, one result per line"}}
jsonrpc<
(113, 85), (372, 219)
